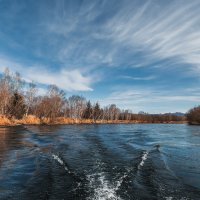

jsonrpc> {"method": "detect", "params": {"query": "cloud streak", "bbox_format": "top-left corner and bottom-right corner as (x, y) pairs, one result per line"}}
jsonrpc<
(100, 86), (200, 113)
(0, 0), (199, 112)
(121, 75), (156, 81)
(104, 0), (200, 73)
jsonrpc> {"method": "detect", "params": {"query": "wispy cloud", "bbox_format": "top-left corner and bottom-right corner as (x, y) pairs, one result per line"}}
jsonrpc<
(2, 1), (200, 72)
(38, 0), (200, 77)
(3, 1), (200, 75)
(0, 0), (199, 112)
(100, 86), (200, 113)
(104, 0), (200, 73)
(121, 75), (156, 81)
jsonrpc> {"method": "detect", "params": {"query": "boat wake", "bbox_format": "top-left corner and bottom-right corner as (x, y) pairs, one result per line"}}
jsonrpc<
(138, 151), (149, 169)
(51, 150), (151, 200)
(52, 153), (71, 174)
(51, 149), (194, 200)
(86, 172), (123, 200)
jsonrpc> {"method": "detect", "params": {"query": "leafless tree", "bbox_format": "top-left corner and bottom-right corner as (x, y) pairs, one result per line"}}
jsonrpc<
(0, 68), (12, 115)
(68, 95), (86, 120)
(25, 82), (37, 116)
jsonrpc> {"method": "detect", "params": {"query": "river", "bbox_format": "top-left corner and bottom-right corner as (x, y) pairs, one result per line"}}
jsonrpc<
(0, 124), (200, 200)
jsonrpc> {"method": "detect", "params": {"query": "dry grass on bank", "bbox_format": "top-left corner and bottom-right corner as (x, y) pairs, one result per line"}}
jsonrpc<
(0, 115), (186, 126)
(0, 115), (137, 125)
(0, 115), (12, 125)
(18, 115), (41, 124)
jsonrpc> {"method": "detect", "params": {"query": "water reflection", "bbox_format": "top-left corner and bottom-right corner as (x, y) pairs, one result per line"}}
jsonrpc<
(23, 125), (61, 135)
(186, 124), (200, 136)
(0, 127), (25, 166)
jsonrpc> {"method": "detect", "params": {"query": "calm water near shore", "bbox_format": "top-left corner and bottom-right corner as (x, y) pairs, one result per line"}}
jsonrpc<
(0, 124), (200, 200)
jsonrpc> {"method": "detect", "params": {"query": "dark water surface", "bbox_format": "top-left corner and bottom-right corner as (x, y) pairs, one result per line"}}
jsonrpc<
(0, 124), (200, 200)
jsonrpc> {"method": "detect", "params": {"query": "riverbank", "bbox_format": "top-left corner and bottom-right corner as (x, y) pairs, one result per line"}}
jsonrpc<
(0, 115), (187, 126)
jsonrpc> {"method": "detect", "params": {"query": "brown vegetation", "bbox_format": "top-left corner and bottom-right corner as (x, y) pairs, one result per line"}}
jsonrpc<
(186, 106), (200, 125)
(0, 114), (186, 126)
(0, 68), (186, 126)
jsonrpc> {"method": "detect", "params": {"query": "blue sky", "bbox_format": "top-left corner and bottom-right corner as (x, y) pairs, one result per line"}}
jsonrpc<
(0, 0), (200, 113)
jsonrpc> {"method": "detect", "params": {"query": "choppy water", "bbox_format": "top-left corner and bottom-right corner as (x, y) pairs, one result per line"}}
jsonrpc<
(0, 124), (200, 200)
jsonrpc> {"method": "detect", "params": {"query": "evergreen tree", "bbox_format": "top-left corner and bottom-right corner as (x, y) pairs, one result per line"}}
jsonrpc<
(93, 102), (101, 122)
(83, 101), (93, 119)
(8, 92), (26, 119)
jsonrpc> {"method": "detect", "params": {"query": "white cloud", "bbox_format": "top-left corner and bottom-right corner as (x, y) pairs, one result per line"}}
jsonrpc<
(0, 56), (93, 91)
(26, 67), (93, 91)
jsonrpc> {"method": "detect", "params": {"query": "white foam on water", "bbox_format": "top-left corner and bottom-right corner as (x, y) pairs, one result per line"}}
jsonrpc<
(165, 197), (188, 200)
(138, 151), (149, 169)
(115, 172), (129, 190)
(86, 172), (123, 200)
(165, 197), (173, 200)
(52, 154), (70, 173)
(52, 154), (64, 165)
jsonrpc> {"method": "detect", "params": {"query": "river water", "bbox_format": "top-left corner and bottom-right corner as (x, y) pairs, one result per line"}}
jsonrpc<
(0, 124), (200, 200)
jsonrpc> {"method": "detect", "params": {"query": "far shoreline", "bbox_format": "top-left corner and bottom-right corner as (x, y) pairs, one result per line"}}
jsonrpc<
(0, 115), (189, 127)
(0, 120), (187, 128)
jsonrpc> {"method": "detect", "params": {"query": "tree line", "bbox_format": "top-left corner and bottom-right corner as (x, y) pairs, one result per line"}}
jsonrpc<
(186, 106), (200, 124)
(0, 68), (185, 123)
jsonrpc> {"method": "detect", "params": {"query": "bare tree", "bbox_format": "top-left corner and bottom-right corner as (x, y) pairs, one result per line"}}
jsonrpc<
(11, 72), (24, 93)
(46, 85), (66, 119)
(187, 106), (200, 124)
(0, 68), (186, 123)
(107, 104), (120, 120)
(25, 82), (37, 116)
(0, 68), (12, 115)
(68, 95), (86, 121)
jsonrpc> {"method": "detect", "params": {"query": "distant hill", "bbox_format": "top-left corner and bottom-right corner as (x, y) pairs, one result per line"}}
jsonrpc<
(164, 112), (185, 116)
